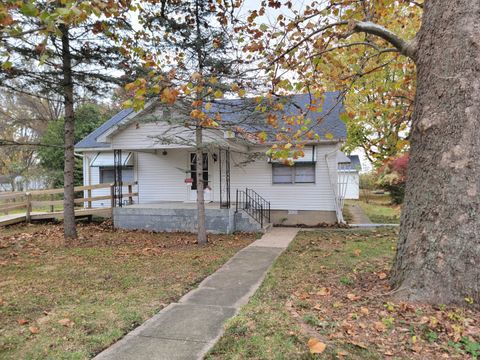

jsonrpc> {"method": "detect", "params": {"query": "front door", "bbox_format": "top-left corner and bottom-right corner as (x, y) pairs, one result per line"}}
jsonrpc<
(188, 153), (212, 201)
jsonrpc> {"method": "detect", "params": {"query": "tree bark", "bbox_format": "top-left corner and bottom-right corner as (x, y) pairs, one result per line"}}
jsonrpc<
(193, 0), (207, 245)
(60, 24), (77, 240)
(391, 0), (480, 305)
(195, 126), (207, 245)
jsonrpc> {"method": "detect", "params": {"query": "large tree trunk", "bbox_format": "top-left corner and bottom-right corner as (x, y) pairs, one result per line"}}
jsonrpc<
(391, 0), (480, 305)
(195, 126), (208, 245)
(60, 25), (77, 240)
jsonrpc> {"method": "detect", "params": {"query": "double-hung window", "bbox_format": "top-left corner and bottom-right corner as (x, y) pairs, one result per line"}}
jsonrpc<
(99, 167), (134, 183)
(272, 163), (315, 184)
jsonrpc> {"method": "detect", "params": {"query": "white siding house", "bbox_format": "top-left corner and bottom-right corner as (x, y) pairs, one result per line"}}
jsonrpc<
(75, 93), (349, 231)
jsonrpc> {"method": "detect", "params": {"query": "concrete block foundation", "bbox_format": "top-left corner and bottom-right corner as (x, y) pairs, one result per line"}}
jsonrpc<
(113, 206), (263, 234)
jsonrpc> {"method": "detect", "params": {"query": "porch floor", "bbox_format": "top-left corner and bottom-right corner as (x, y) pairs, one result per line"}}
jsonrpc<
(125, 201), (224, 210)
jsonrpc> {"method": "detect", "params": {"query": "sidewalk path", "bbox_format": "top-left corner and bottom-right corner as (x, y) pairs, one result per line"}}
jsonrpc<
(346, 204), (373, 225)
(94, 227), (299, 360)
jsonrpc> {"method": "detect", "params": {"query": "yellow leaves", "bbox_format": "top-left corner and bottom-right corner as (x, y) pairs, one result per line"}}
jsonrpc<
(465, 297), (474, 305)
(205, 102), (213, 111)
(284, 143), (292, 150)
(190, 109), (202, 119)
(237, 88), (246, 97)
(161, 87), (179, 105)
(307, 338), (326, 354)
(258, 131), (267, 143)
(213, 90), (223, 99)
(325, 133), (334, 140)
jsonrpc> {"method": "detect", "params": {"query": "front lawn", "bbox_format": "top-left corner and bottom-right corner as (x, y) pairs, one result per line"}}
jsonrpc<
(346, 192), (401, 224)
(355, 200), (401, 223)
(207, 229), (479, 359)
(0, 221), (256, 359)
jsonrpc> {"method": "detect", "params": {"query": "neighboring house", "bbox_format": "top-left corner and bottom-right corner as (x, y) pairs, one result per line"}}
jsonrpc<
(0, 174), (48, 192)
(338, 155), (362, 200)
(75, 92), (349, 233)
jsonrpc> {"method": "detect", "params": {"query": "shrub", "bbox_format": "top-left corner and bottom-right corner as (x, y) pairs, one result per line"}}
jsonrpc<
(377, 154), (408, 204)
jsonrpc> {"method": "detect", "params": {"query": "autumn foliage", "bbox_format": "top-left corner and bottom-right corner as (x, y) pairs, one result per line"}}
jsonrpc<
(377, 154), (409, 204)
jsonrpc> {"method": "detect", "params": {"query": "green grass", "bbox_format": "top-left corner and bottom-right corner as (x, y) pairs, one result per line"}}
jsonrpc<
(346, 192), (401, 224)
(0, 223), (256, 359)
(207, 228), (478, 359)
(206, 229), (397, 359)
(355, 201), (401, 223)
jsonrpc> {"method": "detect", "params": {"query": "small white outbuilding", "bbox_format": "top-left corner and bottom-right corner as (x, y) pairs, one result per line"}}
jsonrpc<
(338, 155), (361, 200)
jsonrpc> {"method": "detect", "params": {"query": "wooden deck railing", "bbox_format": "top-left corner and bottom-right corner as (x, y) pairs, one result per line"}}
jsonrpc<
(0, 181), (138, 223)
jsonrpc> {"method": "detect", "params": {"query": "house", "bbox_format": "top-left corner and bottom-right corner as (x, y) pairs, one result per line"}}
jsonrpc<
(338, 155), (362, 200)
(75, 92), (349, 233)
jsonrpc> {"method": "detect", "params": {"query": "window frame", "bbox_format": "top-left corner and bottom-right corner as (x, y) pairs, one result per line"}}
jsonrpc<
(272, 162), (316, 184)
(99, 166), (134, 184)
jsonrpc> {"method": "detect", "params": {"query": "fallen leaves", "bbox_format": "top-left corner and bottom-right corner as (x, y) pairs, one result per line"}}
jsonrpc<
(317, 287), (331, 296)
(307, 338), (326, 354)
(58, 318), (74, 327)
(346, 293), (361, 301)
(17, 318), (29, 325)
(28, 326), (39, 334)
(378, 272), (388, 280)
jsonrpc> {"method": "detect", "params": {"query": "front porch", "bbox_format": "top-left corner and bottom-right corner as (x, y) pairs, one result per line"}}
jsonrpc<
(113, 201), (268, 234)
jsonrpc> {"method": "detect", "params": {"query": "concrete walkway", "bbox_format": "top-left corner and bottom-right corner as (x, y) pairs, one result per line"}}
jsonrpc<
(346, 204), (372, 224)
(94, 227), (299, 360)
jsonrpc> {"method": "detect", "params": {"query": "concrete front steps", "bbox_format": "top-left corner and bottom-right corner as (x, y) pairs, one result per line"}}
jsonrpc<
(234, 210), (272, 233)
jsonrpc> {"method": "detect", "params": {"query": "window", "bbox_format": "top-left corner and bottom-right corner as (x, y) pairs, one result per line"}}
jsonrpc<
(99, 167), (134, 183)
(272, 163), (315, 184)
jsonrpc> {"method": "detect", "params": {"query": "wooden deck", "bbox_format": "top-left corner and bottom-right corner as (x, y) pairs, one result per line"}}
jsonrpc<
(0, 208), (113, 227)
(0, 182), (137, 227)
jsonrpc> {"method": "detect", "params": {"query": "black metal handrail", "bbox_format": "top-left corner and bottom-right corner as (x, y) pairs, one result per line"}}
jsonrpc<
(235, 188), (271, 227)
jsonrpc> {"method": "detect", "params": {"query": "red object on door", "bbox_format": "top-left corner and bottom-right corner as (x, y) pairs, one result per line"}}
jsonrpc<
(184, 178), (193, 183)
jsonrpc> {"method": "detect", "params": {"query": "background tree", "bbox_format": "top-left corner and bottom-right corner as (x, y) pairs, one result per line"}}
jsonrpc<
(127, 0), (254, 245)
(0, 90), (57, 191)
(38, 102), (115, 187)
(0, 1), (136, 240)
(239, 0), (479, 305)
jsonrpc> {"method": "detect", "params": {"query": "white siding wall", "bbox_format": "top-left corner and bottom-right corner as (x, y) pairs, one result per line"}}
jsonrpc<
(83, 145), (339, 211)
(230, 145), (337, 211)
(137, 150), (190, 203)
(339, 172), (360, 200)
(111, 122), (225, 150)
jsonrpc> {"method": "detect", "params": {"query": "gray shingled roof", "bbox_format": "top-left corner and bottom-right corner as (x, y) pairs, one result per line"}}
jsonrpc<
(207, 92), (346, 141)
(75, 92), (346, 149)
(75, 108), (134, 149)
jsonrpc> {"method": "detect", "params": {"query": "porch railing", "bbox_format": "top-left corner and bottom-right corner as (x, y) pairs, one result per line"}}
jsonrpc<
(235, 188), (271, 227)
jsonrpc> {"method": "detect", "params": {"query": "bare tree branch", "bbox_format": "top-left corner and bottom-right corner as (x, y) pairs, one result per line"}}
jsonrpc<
(353, 21), (418, 60)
